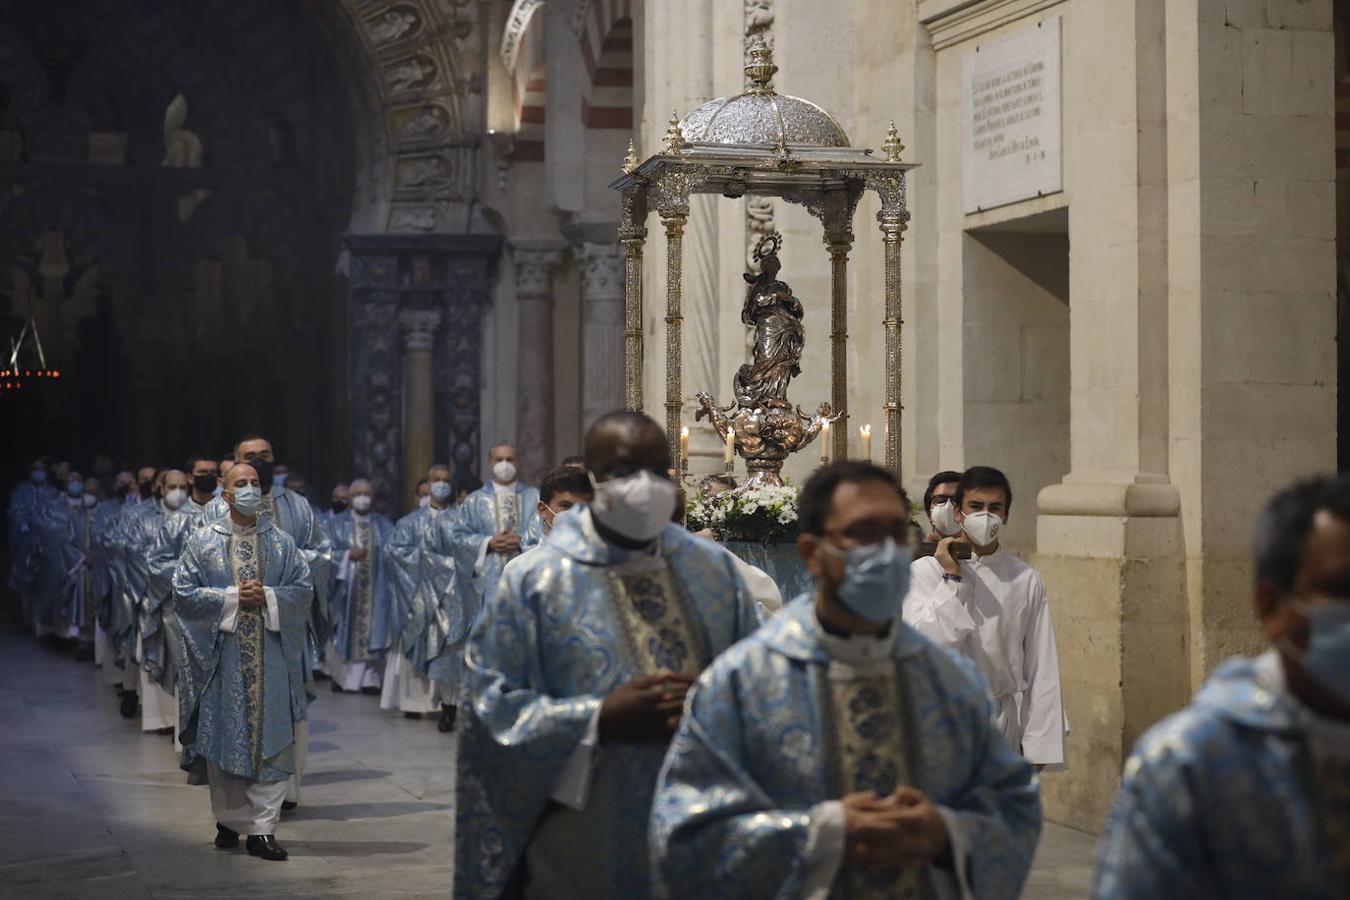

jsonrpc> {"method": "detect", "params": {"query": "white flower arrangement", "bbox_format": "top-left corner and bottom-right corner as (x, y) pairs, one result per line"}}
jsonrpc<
(686, 482), (799, 544)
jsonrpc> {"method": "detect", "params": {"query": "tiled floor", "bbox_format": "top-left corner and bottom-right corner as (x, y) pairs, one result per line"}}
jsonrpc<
(0, 620), (1097, 898)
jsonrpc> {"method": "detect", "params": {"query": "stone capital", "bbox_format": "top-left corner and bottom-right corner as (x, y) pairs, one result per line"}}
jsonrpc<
(579, 241), (624, 298)
(398, 307), (442, 351)
(510, 241), (566, 299)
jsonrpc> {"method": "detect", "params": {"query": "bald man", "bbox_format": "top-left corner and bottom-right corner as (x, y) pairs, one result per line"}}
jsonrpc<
(326, 478), (393, 694)
(173, 463), (312, 861)
(454, 412), (761, 898)
(448, 443), (540, 616)
(207, 436), (331, 808)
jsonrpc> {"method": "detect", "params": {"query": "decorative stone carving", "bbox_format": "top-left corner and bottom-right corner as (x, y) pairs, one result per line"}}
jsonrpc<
(161, 93), (210, 222)
(386, 54), (437, 93)
(396, 155), (454, 194)
(500, 0), (545, 74)
(512, 243), (566, 480)
(366, 5), (420, 45)
(396, 105), (450, 143)
(399, 307), (442, 350)
(390, 206), (436, 231)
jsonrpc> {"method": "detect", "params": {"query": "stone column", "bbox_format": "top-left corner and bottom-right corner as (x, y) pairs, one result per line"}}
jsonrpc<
(512, 243), (564, 481)
(399, 308), (441, 506)
(580, 241), (626, 428)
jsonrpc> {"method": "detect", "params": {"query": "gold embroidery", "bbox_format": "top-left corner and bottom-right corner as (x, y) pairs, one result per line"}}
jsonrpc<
(819, 667), (930, 900)
(609, 563), (703, 676)
(350, 517), (374, 661)
(229, 531), (265, 771)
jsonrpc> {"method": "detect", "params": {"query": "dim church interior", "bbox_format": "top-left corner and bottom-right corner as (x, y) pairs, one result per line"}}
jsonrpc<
(0, 0), (1348, 894)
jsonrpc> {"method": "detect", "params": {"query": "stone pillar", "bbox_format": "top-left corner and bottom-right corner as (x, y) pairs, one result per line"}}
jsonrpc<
(512, 243), (564, 481)
(399, 308), (441, 506)
(580, 241), (625, 428)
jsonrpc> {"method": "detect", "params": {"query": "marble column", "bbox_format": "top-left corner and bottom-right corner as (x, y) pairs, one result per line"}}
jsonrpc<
(399, 308), (441, 506)
(512, 243), (564, 481)
(579, 241), (625, 428)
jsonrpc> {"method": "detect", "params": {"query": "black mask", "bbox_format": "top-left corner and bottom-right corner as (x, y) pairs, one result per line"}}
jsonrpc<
(138, 479), (153, 494)
(116, 484), (131, 499)
(249, 458), (274, 491)
(330, 500), (348, 514)
(192, 473), (217, 495)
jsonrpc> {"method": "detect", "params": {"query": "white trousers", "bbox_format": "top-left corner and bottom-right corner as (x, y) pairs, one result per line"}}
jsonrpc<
(208, 761), (287, 836)
(328, 638), (383, 692)
(285, 719), (308, 804)
(380, 651), (439, 714)
(139, 667), (177, 732)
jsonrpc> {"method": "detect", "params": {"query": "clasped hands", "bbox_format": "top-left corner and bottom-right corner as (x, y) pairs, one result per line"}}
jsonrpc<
(348, 546), (368, 562)
(488, 530), (522, 555)
(598, 671), (695, 742)
(843, 787), (949, 870)
(238, 579), (266, 607)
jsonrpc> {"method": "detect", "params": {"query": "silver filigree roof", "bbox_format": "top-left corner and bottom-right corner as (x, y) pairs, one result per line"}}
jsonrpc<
(678, 39), (850, 149)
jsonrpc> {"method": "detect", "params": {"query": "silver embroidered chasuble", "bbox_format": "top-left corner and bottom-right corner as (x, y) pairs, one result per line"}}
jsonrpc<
(819, 663), (935, 900)
(609, 561), (707, 677)
(496, 492), (519, 535)
(348, 516), (375, 661)
(228, 529), (265, 771)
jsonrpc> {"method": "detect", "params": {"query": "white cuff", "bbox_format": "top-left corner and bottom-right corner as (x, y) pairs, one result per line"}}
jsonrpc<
(802, 800), (845, 900)
(220, 587), (240, 633)
(934, 806), (973, 900)
(262, 586), (280, 632)
(474, 535), (492, 575)
(550, 706), (602, 810)
(336, 552), (351, 582)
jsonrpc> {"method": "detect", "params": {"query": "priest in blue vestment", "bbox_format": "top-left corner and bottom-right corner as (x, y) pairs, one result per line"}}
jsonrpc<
(172, 462), (312, 861)
(650, 461), (1041, 900)
(1094, 475), (1350, 897)
(454, 412), (761, 899)
(7, 459), (56, 627)
(382, 464), (461, 731)
(208, 436), (331, 807)
(326, 478), (393, 694)
(448, 442), (539, 613)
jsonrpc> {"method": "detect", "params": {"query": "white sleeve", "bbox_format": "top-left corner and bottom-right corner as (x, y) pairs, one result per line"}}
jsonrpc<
(220, 586), (240, 633)
(262, 586), (281, 633)
(336, 551), (351, 582)
(474, 536), (492, 575)
(902, 558), (976, 649)
(1018, 576), (1067, 767)
(550, 705), (602, 810)
(934, 806), (973, 900)
(801, 800), (845, 899)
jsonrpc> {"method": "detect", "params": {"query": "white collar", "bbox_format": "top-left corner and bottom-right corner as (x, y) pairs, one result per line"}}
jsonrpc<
(1256, 649), (1350, 746)
(811, 610), (897, 669)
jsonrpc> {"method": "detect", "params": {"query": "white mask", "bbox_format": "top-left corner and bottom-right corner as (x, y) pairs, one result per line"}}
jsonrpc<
(962, 511), (1002, 548)
(493, 460), (517, 484)
(418, 495), (432, 509)
(589, 470), (677, 543)
(929, 501), (962, 538)
(352, 495), (372, 513)
(163, 488), (188, 510)
(81, 493), (98, 509)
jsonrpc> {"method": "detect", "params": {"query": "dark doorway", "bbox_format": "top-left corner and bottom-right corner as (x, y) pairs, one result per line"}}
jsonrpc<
(0, 0), (355, 491)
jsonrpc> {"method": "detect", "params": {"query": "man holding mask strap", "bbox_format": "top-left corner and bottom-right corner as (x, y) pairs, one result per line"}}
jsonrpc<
(454, 411), (760, 899)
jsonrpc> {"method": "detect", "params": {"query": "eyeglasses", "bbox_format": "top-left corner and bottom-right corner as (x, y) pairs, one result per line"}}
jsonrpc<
(825, 519), (911, 547)
(930, 496), (955, 507)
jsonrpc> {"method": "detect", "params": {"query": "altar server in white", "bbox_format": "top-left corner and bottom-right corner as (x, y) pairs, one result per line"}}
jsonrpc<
(903, 466), (1067, 769)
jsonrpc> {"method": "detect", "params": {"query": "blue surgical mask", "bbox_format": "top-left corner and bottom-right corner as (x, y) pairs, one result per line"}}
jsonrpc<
(229, 485), (263, 517)
(430, 481), (453, 502)
(31, 470), (46, 484)
(66, 481), (84, 498)
(1290, 600), (1350, 704)
(272, 473), (288, 488)
(213, 485), (223, 497)
(820, 537), (913, 623)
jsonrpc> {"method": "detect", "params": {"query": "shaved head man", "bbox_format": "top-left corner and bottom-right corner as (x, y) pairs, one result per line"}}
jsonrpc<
(454, 410), (760, 898)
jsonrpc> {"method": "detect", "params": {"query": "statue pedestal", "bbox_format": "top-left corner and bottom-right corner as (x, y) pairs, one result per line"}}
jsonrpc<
(724, 542), (813, 605)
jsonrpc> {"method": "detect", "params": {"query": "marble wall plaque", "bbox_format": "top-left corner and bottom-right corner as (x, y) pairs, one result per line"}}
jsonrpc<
(962, 16), (1062, 213)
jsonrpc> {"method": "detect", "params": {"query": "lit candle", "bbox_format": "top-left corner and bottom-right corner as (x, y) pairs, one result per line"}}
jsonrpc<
(820, 421), (831, 464)
(680, 426), (690, 465)
(860, 424), (872, 460)
(724, 429), (735, 465)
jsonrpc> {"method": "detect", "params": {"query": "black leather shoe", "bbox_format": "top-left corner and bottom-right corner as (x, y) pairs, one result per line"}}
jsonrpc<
(281, 800), (298, 811)
(360, 686), (381, 695)
(119, 691), (138, 718)
(330, 681), (344, 693)
(404, 711), (423, 720)
(215, 823), (239, 849)
(154, 726), (173, 736)
(437, 704), (457, 733)
(246, 835), (288, 861)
